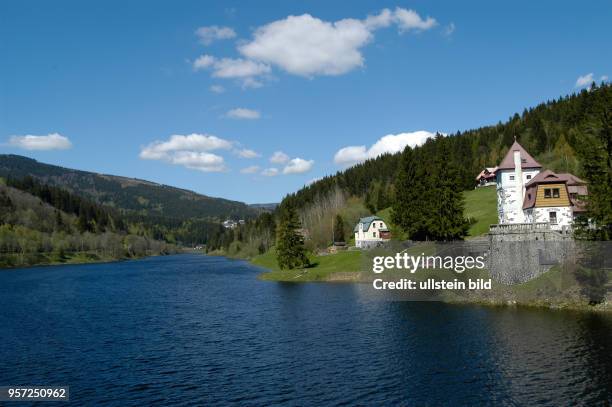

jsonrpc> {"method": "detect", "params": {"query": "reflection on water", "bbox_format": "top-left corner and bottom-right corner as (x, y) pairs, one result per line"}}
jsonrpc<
(0, 255), (610, 405)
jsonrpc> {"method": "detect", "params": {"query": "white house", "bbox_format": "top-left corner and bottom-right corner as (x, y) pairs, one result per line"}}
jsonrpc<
(476, 167), (497, 187)
(522, 170), (587, 229)
(354, 216), (391, 248)
(496, 141), (542, 224)
(495, 140), (587, 231)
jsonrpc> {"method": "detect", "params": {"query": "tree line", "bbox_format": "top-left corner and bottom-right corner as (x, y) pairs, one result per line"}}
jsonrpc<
(208, 82), (612, 268)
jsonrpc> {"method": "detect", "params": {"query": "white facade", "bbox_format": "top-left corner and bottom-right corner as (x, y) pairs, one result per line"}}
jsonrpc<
(532, 207), (573, 230)
(354, 217), (390, 249)
(496, 151), (540, 224)
(494, 142), (583, 232)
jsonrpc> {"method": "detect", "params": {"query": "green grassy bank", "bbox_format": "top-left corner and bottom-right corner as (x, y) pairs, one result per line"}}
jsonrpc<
(254, 249), (363, 282)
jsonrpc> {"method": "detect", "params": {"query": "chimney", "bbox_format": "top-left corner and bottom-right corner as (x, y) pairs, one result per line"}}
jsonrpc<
(513, 150), (524, 218)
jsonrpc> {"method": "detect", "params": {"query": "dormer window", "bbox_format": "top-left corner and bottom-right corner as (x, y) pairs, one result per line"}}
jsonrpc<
(544, 188), (560, 198)
(521, 158), (527, 163)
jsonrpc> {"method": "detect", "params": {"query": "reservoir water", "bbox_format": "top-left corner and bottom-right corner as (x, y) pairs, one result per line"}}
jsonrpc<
(1, 254), (611, 405)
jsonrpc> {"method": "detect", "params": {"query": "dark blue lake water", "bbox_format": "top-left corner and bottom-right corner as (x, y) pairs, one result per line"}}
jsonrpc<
(1, 254), (611, 406)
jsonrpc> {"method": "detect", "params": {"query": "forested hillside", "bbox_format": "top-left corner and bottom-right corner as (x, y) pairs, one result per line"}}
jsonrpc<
(284, 82), (611, 214)
(207, 82), (611, 254)
(0, 181), (178, 268)
(0, 155), (257, 221)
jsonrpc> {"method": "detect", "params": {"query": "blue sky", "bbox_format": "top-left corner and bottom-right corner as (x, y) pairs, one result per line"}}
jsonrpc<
(1, 0), (610, 203)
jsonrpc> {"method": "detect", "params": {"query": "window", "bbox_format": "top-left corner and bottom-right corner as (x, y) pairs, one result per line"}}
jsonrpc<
(544, 188), (560, 198)
(521, 158), (527, 163)
(509, 175), (515, 181)
(526, 175), (532, 180)
(373, 232), (377, 238)
(549, 212), (557, 224)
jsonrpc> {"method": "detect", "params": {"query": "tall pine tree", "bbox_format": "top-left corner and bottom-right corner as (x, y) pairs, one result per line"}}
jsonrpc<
(392, 135), (469, 240)
(334, 214), (345, 243)
(576, 92), (612, 240)
(276, 205), (310, 269)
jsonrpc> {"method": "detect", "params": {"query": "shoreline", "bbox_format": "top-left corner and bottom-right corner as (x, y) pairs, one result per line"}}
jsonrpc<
(245, 253), (611, 313)
(0, 251), (189, 271)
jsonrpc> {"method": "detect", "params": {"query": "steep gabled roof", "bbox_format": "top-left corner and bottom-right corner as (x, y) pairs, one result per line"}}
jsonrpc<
(354, 216), (384, 232)
(525, 170), (586, 187)
(523, 170), (588, 210)
(497, 141), (542, 170)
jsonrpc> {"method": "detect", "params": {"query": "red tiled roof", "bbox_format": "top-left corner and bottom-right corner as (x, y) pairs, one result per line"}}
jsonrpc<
(497, 141), (542, 170)
(522, 170), (588, 210)
(525, 170), (587, 187)
(475, 166), (497, 181)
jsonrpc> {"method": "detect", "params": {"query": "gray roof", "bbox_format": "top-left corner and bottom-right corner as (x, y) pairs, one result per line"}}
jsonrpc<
(354, 216), (387, 232)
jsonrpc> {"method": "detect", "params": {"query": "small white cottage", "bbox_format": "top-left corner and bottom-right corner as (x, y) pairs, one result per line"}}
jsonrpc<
(354, 216), (391, 248)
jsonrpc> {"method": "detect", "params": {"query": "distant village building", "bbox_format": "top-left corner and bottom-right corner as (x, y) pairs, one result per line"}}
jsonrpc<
(223, 219), (237, 229)
(494, 140), (587, 231)
(354, 216), (391, 248)
(475, 167), (497, 187)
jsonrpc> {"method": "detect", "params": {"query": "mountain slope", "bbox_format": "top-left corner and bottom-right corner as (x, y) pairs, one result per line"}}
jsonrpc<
(282, 83), (612, 214)
(0, 155), (256, 220)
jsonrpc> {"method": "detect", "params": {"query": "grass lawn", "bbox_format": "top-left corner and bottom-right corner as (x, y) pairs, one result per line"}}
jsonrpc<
(374, 186), (496, 240)
(253, 249), (364, 282)
(463, 186), (497, 237)
(376, 207), (407, 240)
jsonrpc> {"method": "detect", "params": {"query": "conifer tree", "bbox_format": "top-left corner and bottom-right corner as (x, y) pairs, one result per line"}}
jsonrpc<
(576, 97), (612, 240)
(334, 214), (345, 243)
(276, 205), (310, 270)
(392, 136), (469, 240)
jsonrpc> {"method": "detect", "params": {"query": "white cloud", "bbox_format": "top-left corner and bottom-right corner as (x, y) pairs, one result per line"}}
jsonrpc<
(261, 167), (279, 176)
(190, 8), (438, 81)
(239, 14), (372, 77)
(193, 54), (270, 78)
(601, 75), (609, 82)
(334, 145), (368, 166)
(237, 148), (260, 158)
(575, 73), (595, 88)
(443, 22), (455, 36)
(241, 77), (264, 89)
(140, 133), (231, 172)
(210, 84), (225, 93)
(8, 133), (72, 150)
(283, 158), (314, 174)
(334, 130), (438, 167)
(393, 8), (437, 32)
(193, 54), (216, 70)
(364, 8), (394, 30)
(195, 26), (236, 45)
(168, 151), (226, 172)
(226, 108), (260, 120)
(140, 133), (231, 159)
(270, 151), (289, 164)
(240, 165), (260, 174)
(212, 58), (270, 78)
(306, 177), (322, 185)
